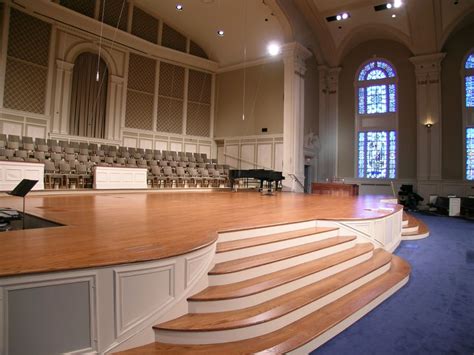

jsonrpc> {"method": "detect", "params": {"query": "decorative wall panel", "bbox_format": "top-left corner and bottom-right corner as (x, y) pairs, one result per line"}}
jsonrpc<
(156, 97), (182, 134)
(125, 91), (153, 130)
(100, 0), (128, 31)
(127, 53), (155, 94)
(161, 23), (187, 52)
(60, 0), (95, 18)
(131, 6), (158, 44)
(188, 70), (212, 104)
(158, 62), (185, 98)
(186, 102), (210, 137)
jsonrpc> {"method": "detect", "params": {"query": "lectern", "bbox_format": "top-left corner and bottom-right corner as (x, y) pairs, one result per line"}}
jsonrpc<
(8, 179), (38, 229)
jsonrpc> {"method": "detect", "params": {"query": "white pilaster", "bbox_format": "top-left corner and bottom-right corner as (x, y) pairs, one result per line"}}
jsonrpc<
(107, 74), (125, 140)
(318, 66), (341, 181)
(53, 59), (74, 134)
(410, 53), (445, 181)
(282, 42), (312, 192)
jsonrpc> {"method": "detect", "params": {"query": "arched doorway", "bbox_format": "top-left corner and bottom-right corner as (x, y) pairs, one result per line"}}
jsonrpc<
(69, 52), (108, 138)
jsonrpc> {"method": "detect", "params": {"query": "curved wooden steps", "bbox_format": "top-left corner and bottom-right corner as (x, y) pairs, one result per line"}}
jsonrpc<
(155, 249), (392, 333)
(190, 243), (374, 302)
(209, 236), (357, 285)
(402, 213), (429, 240)
(117, 256), (410, 355)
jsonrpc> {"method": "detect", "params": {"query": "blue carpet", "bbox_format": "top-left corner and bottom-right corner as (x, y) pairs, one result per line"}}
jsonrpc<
(312, 213), (474, 355)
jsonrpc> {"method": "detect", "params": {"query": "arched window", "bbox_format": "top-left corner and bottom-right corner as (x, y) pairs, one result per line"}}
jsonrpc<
(464, 52), (474, 180)
(69, 52), (108, 138)
(355, 59), (398, 179)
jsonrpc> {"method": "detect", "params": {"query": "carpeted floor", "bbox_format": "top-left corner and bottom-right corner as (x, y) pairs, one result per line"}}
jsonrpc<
(313, 213), (474, 355)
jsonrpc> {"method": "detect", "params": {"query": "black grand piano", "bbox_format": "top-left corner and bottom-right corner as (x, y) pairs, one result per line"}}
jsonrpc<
(229, 169), (285, 192)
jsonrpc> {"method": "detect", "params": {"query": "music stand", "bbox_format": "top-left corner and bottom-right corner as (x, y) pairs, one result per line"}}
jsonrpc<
(8, 179), (38, 230)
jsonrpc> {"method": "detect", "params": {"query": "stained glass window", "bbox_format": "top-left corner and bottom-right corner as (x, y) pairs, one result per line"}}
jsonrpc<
(367, 85), (387, 114)
(467, 128), (474, 180)
(466, 76), (474, 108)
(465, 54), (474, 69)
(357, 60), (396, 114)
(358, 131), (396, 179)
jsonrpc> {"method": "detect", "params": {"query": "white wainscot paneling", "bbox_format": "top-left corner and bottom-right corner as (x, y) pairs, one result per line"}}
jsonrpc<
(0, 161), (44, 190)
(123, 137), (138, 148)
(225, 145), (239, 168)
(114, 262), (175, 337)
(93, 166), (147, 189)
(139, 139), (153, 150)
(257, 143), (272, 169)
(417, 183), (439, 202)
(274, 143), (283, 172)
(155, 140), (168, 151)
(199, 145), (211, 158)
(1, 121), (23, 136)
(240, 144), (255, 169)
(185, 248), (212, 288)
(25, 125), (46, 139)
(170, 142), (183, 152)
(441, 184), (466, 197)
(185, 144), (197, 153)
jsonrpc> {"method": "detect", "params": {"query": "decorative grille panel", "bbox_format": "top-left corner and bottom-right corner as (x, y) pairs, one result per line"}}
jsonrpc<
(60, 0), (95, 18)
(4, 58), (48, 114)
(161, 23), (187, 52)
(125, 90), (153, 130)
(8, 9), (51, 66)
(188, 70), (211, 104)
(159, 62), (184, 99)
(189, 41), (208, 59)
(100, 0), (128, 31)
(186, 102), (210, 137)
(156, 97), (183, 134)
(128, 53), (155, 93)
(132, 6), (158, 44)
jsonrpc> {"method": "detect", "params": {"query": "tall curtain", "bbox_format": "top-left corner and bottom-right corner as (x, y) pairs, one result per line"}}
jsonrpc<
(69, 52), (108, 138)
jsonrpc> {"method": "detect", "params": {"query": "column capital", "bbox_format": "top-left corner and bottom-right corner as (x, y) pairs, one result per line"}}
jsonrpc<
(282, 42), (312, 75)
(409, 53), (446, 75)
(318, 66), (341, 93)
(56, 59), (74, 71)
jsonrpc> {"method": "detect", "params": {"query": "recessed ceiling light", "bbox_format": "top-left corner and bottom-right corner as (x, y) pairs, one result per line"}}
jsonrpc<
(267, 42), (281, 56)
(394, 0), (403, 8)
(392, 14), (397, 18)
(176, 4), (183, 11)
(341, 12), (349, 20)
(217, 30), (224, 37)
(386, 3), (393, 9)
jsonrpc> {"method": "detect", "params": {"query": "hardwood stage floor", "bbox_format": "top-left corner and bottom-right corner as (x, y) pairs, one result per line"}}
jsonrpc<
(0, 191), (399, 277)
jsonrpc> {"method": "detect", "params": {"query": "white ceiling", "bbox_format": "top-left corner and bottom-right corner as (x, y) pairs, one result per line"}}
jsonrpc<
(134, 0), (474, 67)
(134, 0), (285, 67)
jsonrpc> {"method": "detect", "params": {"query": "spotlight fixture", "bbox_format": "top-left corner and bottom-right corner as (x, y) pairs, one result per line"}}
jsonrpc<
(386, 3), (392, 8)
(267, 42), (281, 56)
(394, 0), (403, 8)
(392, 14), (396, 18)
(176, 4), (183, 11)
(217, 30), (224, 37)
(425, 122), (433, 128)
(327, 12), (351, 22)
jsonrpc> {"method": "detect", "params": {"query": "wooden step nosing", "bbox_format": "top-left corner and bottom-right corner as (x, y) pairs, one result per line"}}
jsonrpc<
(209, 241), (356, 285)
(210, 236), (357, 275)
(154, 262), (392, 342)
(216, 227), (339, 253)
(402, 231), (429, 240)
(214, 231), (339, 263)
(188, 243), (375, 302)
(188, 251), (376, 313)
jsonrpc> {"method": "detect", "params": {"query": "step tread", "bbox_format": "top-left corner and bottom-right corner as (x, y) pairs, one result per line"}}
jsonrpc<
(210, 236), (357, 275)
(403, 216), (429, 236)
(155, 249), (392, 332)
(216, 227), (339, 253)
(118, 256), (410, 355)
(190, 243), (374, 301)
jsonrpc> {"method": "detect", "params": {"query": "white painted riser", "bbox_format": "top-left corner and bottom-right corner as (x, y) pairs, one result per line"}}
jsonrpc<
(402, 225), (419, 233)
(402, 231), (429, 240)
(209, 240), (356, 286)
(189, 250), (374, 313)
(288, 276), (410, 355)
(155, 262), (391, 345)
(402, 219), (408, 227)
(217, 221), (318, 242)
(214, 230), (339, 263)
